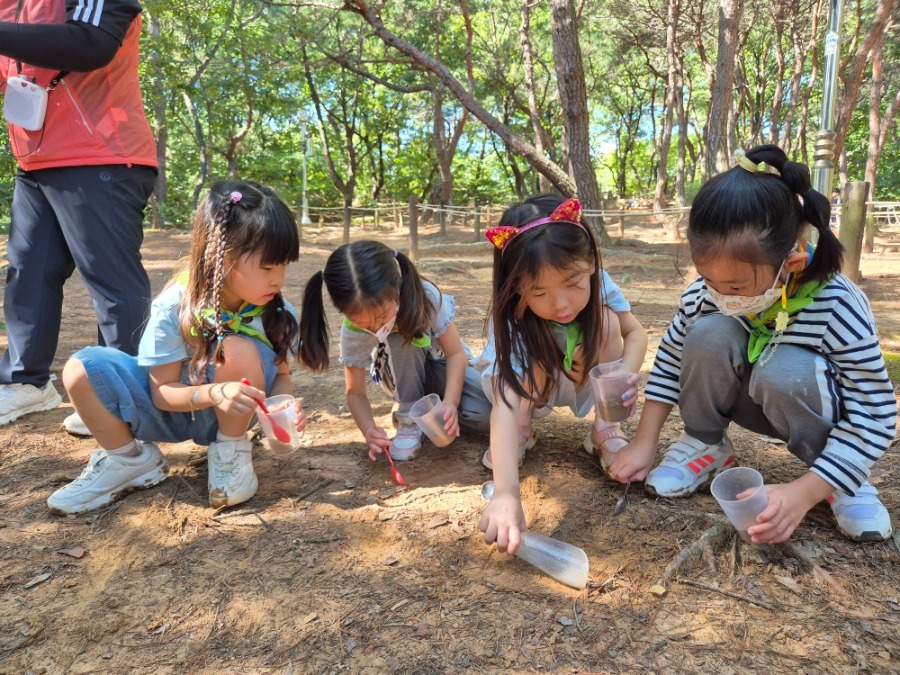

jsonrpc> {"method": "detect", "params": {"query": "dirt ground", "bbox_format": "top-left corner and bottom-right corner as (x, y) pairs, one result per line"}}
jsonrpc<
(1, 216), (899, 675)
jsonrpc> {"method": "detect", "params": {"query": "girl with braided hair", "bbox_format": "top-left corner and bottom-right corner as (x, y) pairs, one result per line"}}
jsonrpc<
(48, 181), (305, 514)
(610, 144), (895, 543)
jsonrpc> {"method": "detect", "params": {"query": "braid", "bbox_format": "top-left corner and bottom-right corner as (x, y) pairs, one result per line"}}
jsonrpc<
(207, 197), (236, 364)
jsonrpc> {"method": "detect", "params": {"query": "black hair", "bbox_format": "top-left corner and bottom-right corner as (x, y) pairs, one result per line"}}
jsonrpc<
(180, 181), (300, 382)
(688, 144), (843, 284)
(299, 240), (433, 372)
(490, 193), (605, 407)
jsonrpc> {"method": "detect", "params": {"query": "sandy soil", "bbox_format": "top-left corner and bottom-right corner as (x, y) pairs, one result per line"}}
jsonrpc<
(1, 215), (898, 674)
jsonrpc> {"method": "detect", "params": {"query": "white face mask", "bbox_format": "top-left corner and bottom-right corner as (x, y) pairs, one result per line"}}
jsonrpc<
(706, 261), (786, 317)
(370, 305), (399, 343)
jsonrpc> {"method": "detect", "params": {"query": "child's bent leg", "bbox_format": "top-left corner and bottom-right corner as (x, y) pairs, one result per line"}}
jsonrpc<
(63, 356), (135, 450)
(386, 333), (427, 413)
(48, 348), (169, 515)
(425, 359), (491, 435)
(211, 335), (262, 437)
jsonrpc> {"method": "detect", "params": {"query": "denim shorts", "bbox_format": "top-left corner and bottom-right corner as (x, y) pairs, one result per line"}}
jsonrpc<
(76, 338), (281, 446)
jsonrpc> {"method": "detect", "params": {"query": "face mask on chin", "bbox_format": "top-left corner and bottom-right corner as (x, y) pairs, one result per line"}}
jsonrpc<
(706, 260), (787, 317)
(370, 304), (399, 343)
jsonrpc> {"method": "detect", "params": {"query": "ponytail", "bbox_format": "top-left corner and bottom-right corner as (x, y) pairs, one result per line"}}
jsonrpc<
(299, 271), (331, 372)
(394, 251), (431, 343)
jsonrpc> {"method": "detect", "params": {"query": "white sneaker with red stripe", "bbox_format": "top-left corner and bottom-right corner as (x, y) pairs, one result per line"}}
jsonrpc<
(827, 482), (893, 542)
(645, 432), (736, 498)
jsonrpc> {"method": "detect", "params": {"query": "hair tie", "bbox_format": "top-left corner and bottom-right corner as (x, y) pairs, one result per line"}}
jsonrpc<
(485, 197), (586, 251)
(229, 191), (242, 203)
(733, 149), (780, 176)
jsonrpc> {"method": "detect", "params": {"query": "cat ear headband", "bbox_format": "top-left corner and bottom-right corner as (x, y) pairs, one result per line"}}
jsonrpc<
(485, 197), (585, 251)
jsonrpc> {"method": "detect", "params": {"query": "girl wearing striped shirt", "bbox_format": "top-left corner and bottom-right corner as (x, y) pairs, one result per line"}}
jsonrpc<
(609, 144), (895, 543)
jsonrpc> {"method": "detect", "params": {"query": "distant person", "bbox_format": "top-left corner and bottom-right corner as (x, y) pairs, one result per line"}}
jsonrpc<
(477, 195), (648, 556)
(299, 240), (490, 462)
(0, 0), (158, 426)
(610, 145), (895, 543)
(830, 188), (841, 231)
(47, 182), (306, 514)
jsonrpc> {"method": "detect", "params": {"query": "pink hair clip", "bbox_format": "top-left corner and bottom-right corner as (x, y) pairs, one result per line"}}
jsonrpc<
(229, 191), (242, 203)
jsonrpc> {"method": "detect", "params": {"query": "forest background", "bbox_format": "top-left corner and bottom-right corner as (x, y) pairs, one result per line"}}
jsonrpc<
(1, 0), (897, 234)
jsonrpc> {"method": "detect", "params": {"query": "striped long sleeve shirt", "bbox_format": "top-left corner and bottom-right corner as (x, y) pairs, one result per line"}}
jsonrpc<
(645, 274), (897, 495)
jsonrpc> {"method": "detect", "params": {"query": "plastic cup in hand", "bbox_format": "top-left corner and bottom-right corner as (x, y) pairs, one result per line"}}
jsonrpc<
(516, 531), (589, 589)
(257, 394), (301, 459)
(710, 467), (768, 542)
(409, 393), (454, 447)
(479, 480), (589, 589)
(589, 360), (632, 423)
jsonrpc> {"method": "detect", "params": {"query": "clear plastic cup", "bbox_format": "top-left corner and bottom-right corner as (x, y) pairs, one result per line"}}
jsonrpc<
(516, 531), (589, 589)
(588, 360), (632, 423)
(257, 394), (301, 459)
(710, 467), (768, 542)
(409, 393), (454, 447)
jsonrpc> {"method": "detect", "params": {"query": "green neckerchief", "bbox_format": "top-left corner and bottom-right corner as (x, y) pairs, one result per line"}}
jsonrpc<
(198, 303), (272, 348)
(548, 319), (583, 371)
(746, 278), (827, 363)
(341, 315), (431, 348)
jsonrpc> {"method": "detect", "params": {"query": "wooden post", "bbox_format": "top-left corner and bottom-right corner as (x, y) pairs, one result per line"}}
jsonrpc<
(473, 199), (481, 242)
(838, 181), (869, 283)
(439, 198), (446, 236)
(394, 204), (400, 230)
(375, 206), (380, 229)
(296, 199), (303, 241)
(342, 199), (351, 245)
(408, 196), (419, 262)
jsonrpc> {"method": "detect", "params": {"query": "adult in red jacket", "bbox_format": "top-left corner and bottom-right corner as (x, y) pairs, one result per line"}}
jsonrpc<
(0, 0), (157, 426)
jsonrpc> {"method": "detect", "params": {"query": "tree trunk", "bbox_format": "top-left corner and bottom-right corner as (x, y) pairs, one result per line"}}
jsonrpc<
(148, 13), (167, 228)
(655, 0), (681, 242)
(343, 1), (577, 196)
(520, 0), (552, 193)
(706, 0), (744, 176)
(549, 0), (607, 243)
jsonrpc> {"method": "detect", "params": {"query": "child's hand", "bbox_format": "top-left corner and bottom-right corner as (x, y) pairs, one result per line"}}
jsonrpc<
(622, 373), (640, 418)
(746, 482), (815, 544)
(442, 400), (460, 437)
(365, 425), (392, 460)
(479, 490), (526, 555)
(211, 380), (261, 416)
(294, 399), (307, 437)
(608, 437), (658, 483)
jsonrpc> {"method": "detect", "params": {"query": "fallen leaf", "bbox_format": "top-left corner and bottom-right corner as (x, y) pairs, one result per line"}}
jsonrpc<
(378, 512), (394, 521)
(450, 520), (465, 535)
(775, 575), (801, 594)
(23, 573), (52, 589)
(415, 622), (430, 636)
(302, 612), (318, 624)
(428, 514), (449, 529)
(57, 547), (85, 559)
(383, 556), (399, 566)
(556, 615), (574, 626)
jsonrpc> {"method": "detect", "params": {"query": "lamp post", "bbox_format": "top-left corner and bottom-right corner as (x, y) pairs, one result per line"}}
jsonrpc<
(297, 110), (312, 226)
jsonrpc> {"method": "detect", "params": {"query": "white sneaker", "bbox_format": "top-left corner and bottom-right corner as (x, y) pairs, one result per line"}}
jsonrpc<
(207, 439), (257, 508)
(389, 413), (423, 461)
(481, 427), (537, 470)
(828, 482), (893, 542)
(46, 442), (169, 515)
(645, 432), (736, 498)
(0, 381), (62, 425)
(63, 412), (92, 437)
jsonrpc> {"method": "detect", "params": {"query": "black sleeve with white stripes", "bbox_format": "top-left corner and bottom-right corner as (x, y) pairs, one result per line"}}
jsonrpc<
(66, 0), (142, 42)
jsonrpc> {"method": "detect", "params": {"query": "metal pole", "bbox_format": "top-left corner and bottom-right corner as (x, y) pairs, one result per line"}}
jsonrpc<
(812, 0), (843, 200)
(299, 112), (312, 226)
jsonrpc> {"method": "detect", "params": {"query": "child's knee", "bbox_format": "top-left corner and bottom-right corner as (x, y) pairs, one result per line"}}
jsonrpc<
(683, 314), (743, 358)
(217, 336), (263, 374)
(62, 356), (89, 393)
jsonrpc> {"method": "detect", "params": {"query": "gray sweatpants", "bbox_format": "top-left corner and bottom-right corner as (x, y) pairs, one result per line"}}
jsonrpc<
(385, 332), (491, 435)
(679, 313), (839, 467)
(1, 164), (156, 387)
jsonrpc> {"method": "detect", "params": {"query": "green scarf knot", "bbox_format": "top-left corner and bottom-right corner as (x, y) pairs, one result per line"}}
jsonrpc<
(197, 303), (272, 348)
(746, 279), (827, 363)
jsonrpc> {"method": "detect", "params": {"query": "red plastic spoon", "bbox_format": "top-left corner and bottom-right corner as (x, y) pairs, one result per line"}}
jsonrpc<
(382, 446), (407, 486)
(241, 378), (292, 444)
